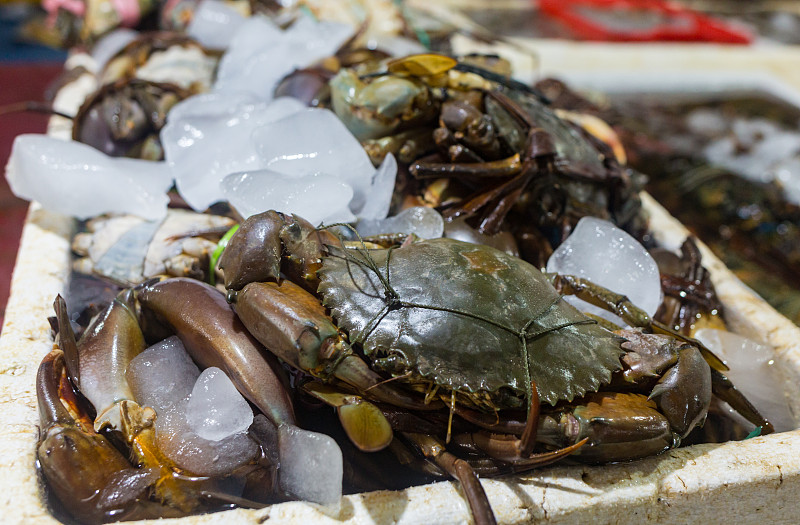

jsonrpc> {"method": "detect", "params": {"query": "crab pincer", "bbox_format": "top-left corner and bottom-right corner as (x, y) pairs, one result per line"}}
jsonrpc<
(53, 293), (202, 512)
(36, 349), (176, 523)
(137, 277), (343, 506)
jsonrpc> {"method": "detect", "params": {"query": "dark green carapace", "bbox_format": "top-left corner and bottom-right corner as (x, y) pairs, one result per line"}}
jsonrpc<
(318, 238), (624, 406)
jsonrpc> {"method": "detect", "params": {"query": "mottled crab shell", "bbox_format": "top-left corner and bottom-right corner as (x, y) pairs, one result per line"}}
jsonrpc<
(317, 238), (624, 406)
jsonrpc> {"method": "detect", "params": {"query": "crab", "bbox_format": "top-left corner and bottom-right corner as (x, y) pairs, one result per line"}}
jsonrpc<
(219, 210), (771, 525)
(72, 208), (237, 286)
(321, 54), (647, 268)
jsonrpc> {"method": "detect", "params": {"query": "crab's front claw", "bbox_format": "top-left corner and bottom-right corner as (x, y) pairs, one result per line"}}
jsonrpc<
(36, 350), (159, 523)
(219, 210), (338, 292)
(137, 277), (295, 428)
(230, 279), (441, 412)
(542, 392), (676, 463)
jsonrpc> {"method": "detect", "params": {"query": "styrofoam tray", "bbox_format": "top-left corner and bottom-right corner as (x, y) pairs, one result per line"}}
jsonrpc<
(4, 40), (800, 524)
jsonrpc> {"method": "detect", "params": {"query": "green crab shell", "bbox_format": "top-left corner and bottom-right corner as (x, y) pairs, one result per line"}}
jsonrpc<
(317, 238), (624, 406)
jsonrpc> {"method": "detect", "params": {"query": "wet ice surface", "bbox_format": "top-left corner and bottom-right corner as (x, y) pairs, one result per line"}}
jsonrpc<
(126, 337), (259, 476)
(186, 0), (247, 50)
(546, 217), (662, 326)
(252, 108), (379, 215)
(6, 135), (172, 220)
(126, 336), (199, 411)
(91, 29), (139, 71)
(162, 96), (306, 211)
(222, 170), (355, 225)
(702, 117), (800, 205)
(278, 424), (343, 507)
(216, 108), (397, 225)
(186, 367), (254, 441)
(356, 206), (445, 238)
(214, 15), (352, 101)
(694, 329), (797, 433)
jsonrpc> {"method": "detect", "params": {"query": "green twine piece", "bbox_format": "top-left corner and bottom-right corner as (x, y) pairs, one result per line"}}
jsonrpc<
(394, 0), (431, 50)
(744, 426), (762, 440)
(208, 224), (239, 286)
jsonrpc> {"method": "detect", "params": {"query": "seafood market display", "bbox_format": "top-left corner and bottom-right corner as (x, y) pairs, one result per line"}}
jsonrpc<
(3, 2), (798, 524)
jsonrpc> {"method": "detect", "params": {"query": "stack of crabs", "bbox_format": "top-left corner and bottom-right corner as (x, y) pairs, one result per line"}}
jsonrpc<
(37, 33), (772, 525)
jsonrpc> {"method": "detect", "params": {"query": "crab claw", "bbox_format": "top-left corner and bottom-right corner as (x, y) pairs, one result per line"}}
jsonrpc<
(136, 277), (295, 428)
(230, 278), (442, 411)
(36, 349), (160, 523)
(218, 210), (338, 293)
(137, 277), (344, 506)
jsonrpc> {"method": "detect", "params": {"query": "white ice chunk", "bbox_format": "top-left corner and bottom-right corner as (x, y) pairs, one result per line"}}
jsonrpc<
(186, 367), (254, 441)
(161, 97), (306, 211)
(126, 336), (200, 411)
(163, 91), (261, 123)
(222, 170), (355, 225)
(356, 206), (444, 239)
(694, 329), (797, 433)
(773, 156), (800, 205)
(546, 216), (662, 326)
(214, 15), (352, 101)
(6, 135), (171, 220)
(254, 108), (375, 213)
(278, 424), (342, 506)
(703, 117), (800, 205)
(155, 404), (259, 476)
(366, 35), (428, 58)
(126, 338), (259, 476)
(685, 108), (728, 138)
(356, 153), (397, 220)
(186, 0), (246, 50)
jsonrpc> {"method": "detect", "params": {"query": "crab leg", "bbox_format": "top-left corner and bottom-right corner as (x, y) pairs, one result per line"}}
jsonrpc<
(546, 273), (773, 434)
(403, 432), (497, 525)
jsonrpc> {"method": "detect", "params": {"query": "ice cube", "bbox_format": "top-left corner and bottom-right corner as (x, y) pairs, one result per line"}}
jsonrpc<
(155, 403), (259, 476)
(222, 170), (355, 226)
(6, 135), (172, 220)
(694, 329), (797, 433)
(186, 367), (254, 441)
(162, 97), (306, 211)
(253, 108), (375, 213)
(356, 206), (444, 239)
(126, 336), (200, 411)
(278, 424), (342, 506)
(355, 153), (397, 220)
(128, 339), (259, 476)
(214, 15), (351, 102)
(546, 217), (662, 326)
(186, 0), (247, 50)
(91, 29), (139, 72)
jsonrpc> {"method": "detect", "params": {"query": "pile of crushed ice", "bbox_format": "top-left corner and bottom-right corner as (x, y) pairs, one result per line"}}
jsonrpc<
(5, 4), (401, 227)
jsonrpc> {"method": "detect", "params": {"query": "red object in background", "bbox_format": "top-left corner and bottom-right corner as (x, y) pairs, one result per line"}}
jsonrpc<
(539, 0), (752, 44)
(0, 64), (64, 330)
